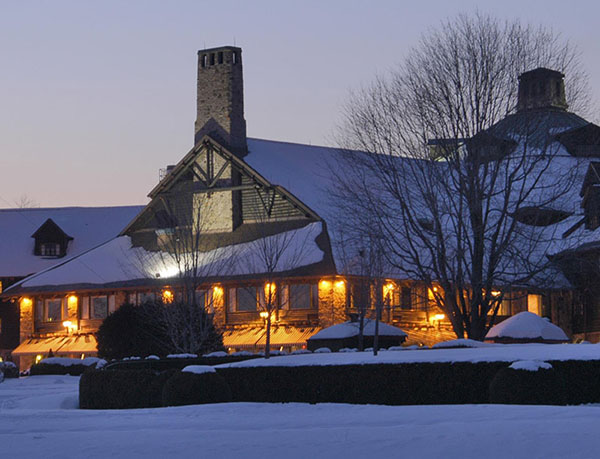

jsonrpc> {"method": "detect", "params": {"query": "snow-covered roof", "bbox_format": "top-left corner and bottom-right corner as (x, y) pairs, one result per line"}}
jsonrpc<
(485, 311), (569, 341)
(8, 221), (326, 293)
(0, 206), (143, 278)
(308, 319), (407, 340)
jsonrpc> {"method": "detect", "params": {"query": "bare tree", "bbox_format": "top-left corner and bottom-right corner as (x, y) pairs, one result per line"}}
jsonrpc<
(242, 220), (319, 358)
(129, 191), (236, 354)
(333, 13), (590, 341)
(14, 194), (39, 208)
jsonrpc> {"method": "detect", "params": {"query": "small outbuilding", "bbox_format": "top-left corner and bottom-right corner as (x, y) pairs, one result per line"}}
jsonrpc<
(307, 318), (407, 351)
(485, 311), (569, 344)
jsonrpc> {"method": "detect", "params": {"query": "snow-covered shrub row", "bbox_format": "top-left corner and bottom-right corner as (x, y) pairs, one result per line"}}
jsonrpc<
(0, 361), (18, 378)
(30, 357), (106, 376)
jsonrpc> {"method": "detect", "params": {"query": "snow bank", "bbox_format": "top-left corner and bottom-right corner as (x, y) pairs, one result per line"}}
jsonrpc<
(203, 351), (228, 357)
(432, 339), (495, 349)
(182, 365), (216, 375)
(217, 343), (600, 368)
(39, 357), (102, 367)
(509, 360), (552, 371)
(167, 353), (198, 359)
(486, 312), (569, 341)
(309, 319), (407, 340)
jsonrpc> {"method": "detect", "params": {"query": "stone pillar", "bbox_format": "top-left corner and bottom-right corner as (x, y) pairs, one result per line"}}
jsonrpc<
(19, 297), (34, 343)
(212, 285), (226, 328)
(318, 279), (347, 328)
(67, 295), (78, 320)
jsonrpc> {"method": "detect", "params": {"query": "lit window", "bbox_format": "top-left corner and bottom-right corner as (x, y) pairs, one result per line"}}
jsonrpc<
(527, 294), (542, 316)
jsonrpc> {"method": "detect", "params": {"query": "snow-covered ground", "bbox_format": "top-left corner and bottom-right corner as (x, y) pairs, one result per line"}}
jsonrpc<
(1, 375), (600, 458)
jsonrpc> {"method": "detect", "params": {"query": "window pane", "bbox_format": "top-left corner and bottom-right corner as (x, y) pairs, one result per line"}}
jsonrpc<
(289, 284), (311, 310)
(236, 287), (257, 311)
(401, 287), (412, 310)
(527, 294), (542, 315)
(91, 296), (108, 319)
(46, 299), (61, 322)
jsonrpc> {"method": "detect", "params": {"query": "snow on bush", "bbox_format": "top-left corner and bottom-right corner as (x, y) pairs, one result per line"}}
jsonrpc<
(310, 319), (407, 340)
(39, 357), (102, 367)
(339, 348), (357, 353)
(509, 360), (553, 372)
(270, 350), (288, 356)
(388, 345), (421, 351)
(182, 365), (216, 375)
(432, 339), (493, 349)
(145, 355), (160, 360)
(485, 311), (568, 341)
(231, 351), (254, 356)
(167, 353), (198, 359)
(203, 351), (228, 358)
(122, 356), (141, 361)
(314, 347), (331, 353)
(96, 359), (107, 369)
(291, 349), (312, 355)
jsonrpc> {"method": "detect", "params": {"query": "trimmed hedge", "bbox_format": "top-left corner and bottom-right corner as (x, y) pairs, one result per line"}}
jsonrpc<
(104, 355), (260, 372)
(0, 362), (19, 378)
(80, 369), (178, 409)
(489, 366), (566, 405)
(79, 359), (600, 409)
(30, 363), (94, 376)
(162, 371), (232, 406)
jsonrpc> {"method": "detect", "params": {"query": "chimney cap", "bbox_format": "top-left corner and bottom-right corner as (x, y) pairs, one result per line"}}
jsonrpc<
(518, 67), (564, 81)
(197, 45), (242, 55)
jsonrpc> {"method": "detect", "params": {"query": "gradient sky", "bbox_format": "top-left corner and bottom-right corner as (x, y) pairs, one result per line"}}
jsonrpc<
(1, 0), (599, 207)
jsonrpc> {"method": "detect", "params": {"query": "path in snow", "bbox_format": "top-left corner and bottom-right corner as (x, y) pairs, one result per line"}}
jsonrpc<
(1, 375), (599, 458)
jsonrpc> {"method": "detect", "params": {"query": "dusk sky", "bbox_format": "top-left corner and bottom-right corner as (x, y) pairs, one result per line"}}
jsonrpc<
(1, 0), (599, 207)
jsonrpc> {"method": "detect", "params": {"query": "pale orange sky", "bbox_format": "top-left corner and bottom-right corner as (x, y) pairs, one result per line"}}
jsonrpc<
(1, 0), (599, 207)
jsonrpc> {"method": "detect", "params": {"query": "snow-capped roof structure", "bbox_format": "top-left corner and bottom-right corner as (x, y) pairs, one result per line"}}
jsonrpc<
(8, 221), (326, 293)
(485, 311), (569, 343)
(0, 206), (143, 278)
(309, 319), (407, 340)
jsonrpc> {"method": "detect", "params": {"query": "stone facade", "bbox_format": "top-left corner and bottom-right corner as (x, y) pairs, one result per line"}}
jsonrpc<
(317, 280), (347, 328)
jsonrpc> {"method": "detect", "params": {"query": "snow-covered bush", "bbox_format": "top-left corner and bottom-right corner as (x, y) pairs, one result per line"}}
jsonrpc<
(291, 349), (312, 355)
(339, 348), (358, 353)
(145, 355), (160, 360)
(30, 357), (104, 376)
(489, 361), (565, 405)
(0, 361), (19, 378)
(231, 351), (253, 357)
(314, 347), (331, 353)
(202, 351), (228, 358)
(162, 370), (232, 406)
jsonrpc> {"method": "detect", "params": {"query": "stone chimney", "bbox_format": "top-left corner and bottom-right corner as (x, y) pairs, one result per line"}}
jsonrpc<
(517, 67), (568, 112)
(194, 46), (247, 156)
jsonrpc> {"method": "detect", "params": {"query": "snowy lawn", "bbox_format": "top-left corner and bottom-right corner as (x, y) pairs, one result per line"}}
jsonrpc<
(1, 375), (600, 458)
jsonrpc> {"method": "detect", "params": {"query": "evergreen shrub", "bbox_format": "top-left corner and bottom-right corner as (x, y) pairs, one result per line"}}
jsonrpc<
(30, 362), (94, 376)
(162, 371), (232, 406)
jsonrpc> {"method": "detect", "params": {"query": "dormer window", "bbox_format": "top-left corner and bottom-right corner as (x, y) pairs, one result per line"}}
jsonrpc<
(40, 243), (61, 256)
(31, 218), (73, 258)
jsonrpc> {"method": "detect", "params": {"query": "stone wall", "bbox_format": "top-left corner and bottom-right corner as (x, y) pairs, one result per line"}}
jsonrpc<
(317, 280), (347, 328)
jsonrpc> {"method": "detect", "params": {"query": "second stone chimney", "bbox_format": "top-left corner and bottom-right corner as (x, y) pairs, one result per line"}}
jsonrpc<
(517, 67), (568, 112)
(194, 46), (247, 156)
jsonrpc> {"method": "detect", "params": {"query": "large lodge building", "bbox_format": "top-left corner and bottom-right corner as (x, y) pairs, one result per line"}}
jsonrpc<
(3, 47), (600, 368)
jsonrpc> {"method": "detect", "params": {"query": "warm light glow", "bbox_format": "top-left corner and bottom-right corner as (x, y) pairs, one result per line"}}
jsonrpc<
(80, 354), (85, 360)
(432, 313), (446, 321)
(433, 287), (438, 292)
(264, 282), (276, 297)
(35, 354), (43, 364)
(162, 289), (174, 303)
(213, 285), (224, 297)
(491, 290), (501, 297)
(383, 282), (395, 297)
(62, 320), (72, 328)
(319, 280), (331, 288)
(68, 295), (77, 304)
(259, 311), (269, 319)
(21, 297), (32, 307)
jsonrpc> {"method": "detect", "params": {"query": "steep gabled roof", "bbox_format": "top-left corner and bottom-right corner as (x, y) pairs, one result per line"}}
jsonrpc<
(31, 218), (73, 241)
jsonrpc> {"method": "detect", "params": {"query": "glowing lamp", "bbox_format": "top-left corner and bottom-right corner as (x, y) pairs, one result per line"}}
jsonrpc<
(491, 290), (501, 297)
(432, 313), (445, 321)
(68, 295), (77, 304)
(259, 311), (269, 319)
(21, 297), (32, 307)
(334, 280), (345, 289)
(62, 320), (72, 328)
(162, 289), (174, 303)
(213, 285), (224, 296)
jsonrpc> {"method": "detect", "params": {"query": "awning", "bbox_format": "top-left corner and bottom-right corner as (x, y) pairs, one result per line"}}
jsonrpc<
(12, 334), (98, 356)
(223, 326), (321, 349)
